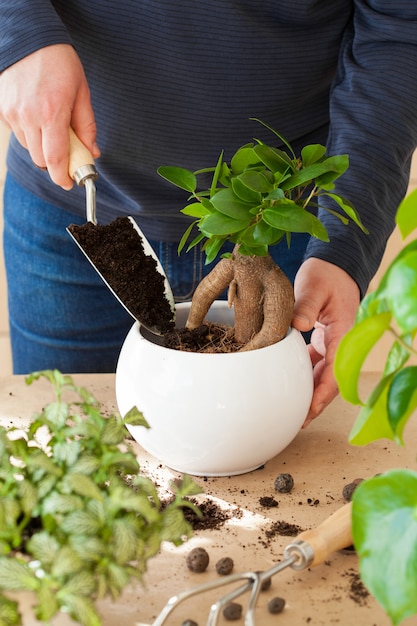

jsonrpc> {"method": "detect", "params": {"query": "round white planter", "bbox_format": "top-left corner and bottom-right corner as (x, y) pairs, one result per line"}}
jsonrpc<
(116, 301), (313, 476)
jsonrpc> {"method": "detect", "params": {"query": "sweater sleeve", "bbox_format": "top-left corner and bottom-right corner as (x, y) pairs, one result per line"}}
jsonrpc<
(0, 1), (73, 72)
(305, 0), (417, 297)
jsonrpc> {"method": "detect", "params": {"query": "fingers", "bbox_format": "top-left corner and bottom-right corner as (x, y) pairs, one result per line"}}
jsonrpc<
(0, 44), (99, 190)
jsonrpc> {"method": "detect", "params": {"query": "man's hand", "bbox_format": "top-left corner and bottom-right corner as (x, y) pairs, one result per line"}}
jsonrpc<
(292, 258), (360, 427)
(0, 43), (99, 189)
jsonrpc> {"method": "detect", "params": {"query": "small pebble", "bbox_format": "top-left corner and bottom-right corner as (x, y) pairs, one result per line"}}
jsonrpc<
(182, 621), (198, 626)
(215, 556), (234, 575)
(342, 478), (364, 502)
(268, 596), (286, 614)
(186, 547), (209, 573)
(274, 473), (294, 493)
(223, 602), (242, 621)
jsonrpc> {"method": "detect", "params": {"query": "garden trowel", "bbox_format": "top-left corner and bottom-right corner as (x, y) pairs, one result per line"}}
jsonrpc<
(66, 128), (175, 335)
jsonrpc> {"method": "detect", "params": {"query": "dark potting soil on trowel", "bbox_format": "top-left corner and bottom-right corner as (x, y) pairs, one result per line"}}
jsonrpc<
(68, 216), (175, 333)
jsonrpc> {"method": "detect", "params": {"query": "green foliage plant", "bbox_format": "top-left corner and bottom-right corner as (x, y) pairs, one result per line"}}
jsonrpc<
(158, 119), (367, 351)
(0, 370), (200, 626)
(335, 188), (417, 625)
(158, 119), (366, 263)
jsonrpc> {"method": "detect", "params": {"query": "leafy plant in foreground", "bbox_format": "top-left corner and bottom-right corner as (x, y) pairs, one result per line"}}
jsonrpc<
(335, 188), (417, 625)
(0, 370), (200, 626)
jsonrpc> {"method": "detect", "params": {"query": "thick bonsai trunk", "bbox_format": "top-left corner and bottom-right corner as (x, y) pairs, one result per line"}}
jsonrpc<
(186, 248), (294, 351)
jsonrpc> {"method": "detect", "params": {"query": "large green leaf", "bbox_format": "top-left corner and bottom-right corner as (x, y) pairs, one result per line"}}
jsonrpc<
(253, 143), (293, 174)
(396, 188), (417, 238)
(335, 312), (391, 405)
(352, 470), (417, 625)
(157, 166), (197, 193)
(280, 156), (348, 191)
(237, 170), (273, 193)
(263, 202), (329, 240)
(385, 251), (417, 333)
(210, 188), (252, 220)
(231, 177), (262, 204)
(199, 211), (250, 236)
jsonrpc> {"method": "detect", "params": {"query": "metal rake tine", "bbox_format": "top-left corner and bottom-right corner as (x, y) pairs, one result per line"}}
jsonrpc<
(152, 571), (259, 626)
(206, 576), (256, 626)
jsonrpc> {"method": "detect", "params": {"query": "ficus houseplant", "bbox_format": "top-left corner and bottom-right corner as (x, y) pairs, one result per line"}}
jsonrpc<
(335, 187), (417, 625)
(158, 119), (367, 351)
(0, 370), (201, 626)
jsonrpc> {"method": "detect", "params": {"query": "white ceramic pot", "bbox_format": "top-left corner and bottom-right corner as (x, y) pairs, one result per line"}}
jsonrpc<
(116, 301), (313, 476)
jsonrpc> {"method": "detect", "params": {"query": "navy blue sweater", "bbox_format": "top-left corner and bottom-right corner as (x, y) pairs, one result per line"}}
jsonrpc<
(2, 1), (417, 295)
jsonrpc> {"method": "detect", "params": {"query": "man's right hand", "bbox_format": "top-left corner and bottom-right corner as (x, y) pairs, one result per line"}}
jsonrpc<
(0, 43), (100, 189)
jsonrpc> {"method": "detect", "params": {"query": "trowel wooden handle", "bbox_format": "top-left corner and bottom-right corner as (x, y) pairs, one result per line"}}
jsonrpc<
(68, 127), (97, 184)
(297, 502), (353, 567)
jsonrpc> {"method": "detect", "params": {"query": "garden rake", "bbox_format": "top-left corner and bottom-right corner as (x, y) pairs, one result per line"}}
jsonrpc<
(152, 501), (353, 626)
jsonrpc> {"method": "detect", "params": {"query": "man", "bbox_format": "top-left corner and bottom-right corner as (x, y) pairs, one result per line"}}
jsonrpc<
(1, 1), (417, 426)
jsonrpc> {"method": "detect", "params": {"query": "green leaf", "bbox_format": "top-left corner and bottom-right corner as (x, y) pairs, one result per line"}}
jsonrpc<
(210, 188), (252, 220)
(252, 220), (284, 246)
(335, 312), (392, 405)
(385, 251), (417, 333)
(263, 202), (329, 240)
(26, 531), (60, 565)
(43, 401), (69, 428)
(63, 474), (104, 501)
(41, 492), (83, 516)
(157, 166), (197, 193)
(181, 201), (210, 218)
(34, 583), (59, 622)
(323, 192), (369, 234)
(352, 470), (417, 625)
(231, 177), (262, 204)
(253, 143), (293, 174)
(0, 558), (40, 592)
(203, 236), (225, 264)
(100, 416), (127, 446)
(301, 144), (327, 166)
(0, 595), (21, 626)
(17, 481), (38, 517)
(52, 440), (80, 466)
(387, 366), (417, 439)
(237, 170), (273, 193)
(123, 406), (150, 428)
(396, 187), (417, 238)
(60, 510), (102, 535)
(280, 157), (348, 191)
(51, 546), (84, 578)
(230, 146), (260, 174)
(348, 375), (397, 445)
(57, 592), (101, 626)
(199, 212), (250, 236)
(111, 519), (139, 564)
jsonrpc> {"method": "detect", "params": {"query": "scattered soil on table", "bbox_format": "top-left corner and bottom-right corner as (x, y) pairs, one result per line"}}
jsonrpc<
(263, 520), (304, 546)
(68, 217), (174, 333)
(163, 497), (241, 530)
(162, 323), (244, 353)
(259, 496), (279, 508)
(343, 568), (370, 605)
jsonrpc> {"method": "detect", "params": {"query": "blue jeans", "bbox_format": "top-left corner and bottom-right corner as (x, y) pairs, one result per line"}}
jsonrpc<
(3, 174), (309, 373)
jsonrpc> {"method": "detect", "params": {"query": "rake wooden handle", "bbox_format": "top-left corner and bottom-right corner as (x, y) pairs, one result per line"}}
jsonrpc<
(297, 501), (353, 567)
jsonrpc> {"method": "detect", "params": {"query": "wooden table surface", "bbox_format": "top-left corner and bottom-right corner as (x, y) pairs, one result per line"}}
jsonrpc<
(1, 373), (417, 626)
